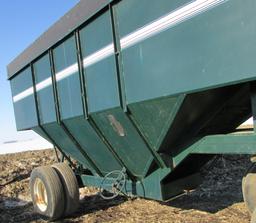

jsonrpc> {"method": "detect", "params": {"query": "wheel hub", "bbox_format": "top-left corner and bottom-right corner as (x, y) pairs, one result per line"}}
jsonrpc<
(34, 178), (48, 212)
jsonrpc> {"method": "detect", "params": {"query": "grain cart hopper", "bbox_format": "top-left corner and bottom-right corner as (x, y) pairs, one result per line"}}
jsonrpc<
(7, 0), (256, 220)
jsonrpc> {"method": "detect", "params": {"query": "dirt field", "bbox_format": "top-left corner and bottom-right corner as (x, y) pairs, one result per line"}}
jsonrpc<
(0, 149), (252, 223)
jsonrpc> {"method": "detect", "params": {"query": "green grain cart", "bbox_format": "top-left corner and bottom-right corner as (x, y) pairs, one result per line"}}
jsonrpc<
(7, 0), (256, 221)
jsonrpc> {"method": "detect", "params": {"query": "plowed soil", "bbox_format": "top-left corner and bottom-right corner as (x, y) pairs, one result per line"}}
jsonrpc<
(0, 149), (252, 223)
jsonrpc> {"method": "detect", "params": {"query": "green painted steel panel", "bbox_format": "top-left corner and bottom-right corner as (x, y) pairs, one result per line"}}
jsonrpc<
(80, 10), (156, 177)
(192, 134), (256, 155)
(12, 96), (38, 130)
(43, 123), (92, 170)
(116, 0), (256, 103)
(172, 133), (256, 168)
(53, 36), (83, 119)
(91, 107), (154, 178)
(128, 95), (182, 151)
(80, 11), (113, 57)
(11, 68), (32, 96)
(85, 57), (120, 113)
(63, 116), (122, 174)
(33, 127), (51, 143)
(53, 33), (122, 175)
(8, 0), (256, 203)
(34, 54), (56, 124)
(116, 0), (190, 38)
(10, 68), (38, 130)
(80, 11), (120, 113)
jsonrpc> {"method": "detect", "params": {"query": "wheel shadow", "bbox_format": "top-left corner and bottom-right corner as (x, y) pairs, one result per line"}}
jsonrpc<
(161, 189), (244, 214)
(0, 195), (41, 223)
(67, 156), (250, 221)
(67, 193), (127, 220)
(0, 193), (127, 223)
(161, 155), (250, 214)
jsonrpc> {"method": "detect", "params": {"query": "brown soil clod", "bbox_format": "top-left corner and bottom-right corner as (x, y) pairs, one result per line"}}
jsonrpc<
(0, 149), (252, 223)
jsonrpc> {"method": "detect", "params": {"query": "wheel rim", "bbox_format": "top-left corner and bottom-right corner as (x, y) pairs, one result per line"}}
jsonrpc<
(34, 178), (48, 212)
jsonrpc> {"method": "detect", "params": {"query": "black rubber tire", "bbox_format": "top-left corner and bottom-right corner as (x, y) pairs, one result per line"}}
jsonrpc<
(52, 163), (79, 216)
(30, 166), (65, 220)
(242, 166), (256, 214)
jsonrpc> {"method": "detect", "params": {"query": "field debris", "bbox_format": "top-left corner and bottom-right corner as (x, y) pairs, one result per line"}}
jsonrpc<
(0, 149), (252, 222)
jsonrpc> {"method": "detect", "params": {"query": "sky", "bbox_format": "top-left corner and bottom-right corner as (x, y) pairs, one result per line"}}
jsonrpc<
(0, 0), (79, 143)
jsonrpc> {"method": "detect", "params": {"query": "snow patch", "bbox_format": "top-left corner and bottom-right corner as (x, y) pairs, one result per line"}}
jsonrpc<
(0, 137), (53, 155)
(243, 117), (253, 125)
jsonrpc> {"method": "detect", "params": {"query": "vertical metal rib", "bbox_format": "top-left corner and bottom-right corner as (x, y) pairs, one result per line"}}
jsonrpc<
(110, 5), (166, 169)
(30, 62), (75, 168)
(74, 28), (135, 178)
(110, 5), (127, 112)
(48, 49), (103, 177)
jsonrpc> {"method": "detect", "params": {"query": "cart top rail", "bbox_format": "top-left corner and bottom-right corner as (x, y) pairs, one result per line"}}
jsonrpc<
(7, 0), (112, 79)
